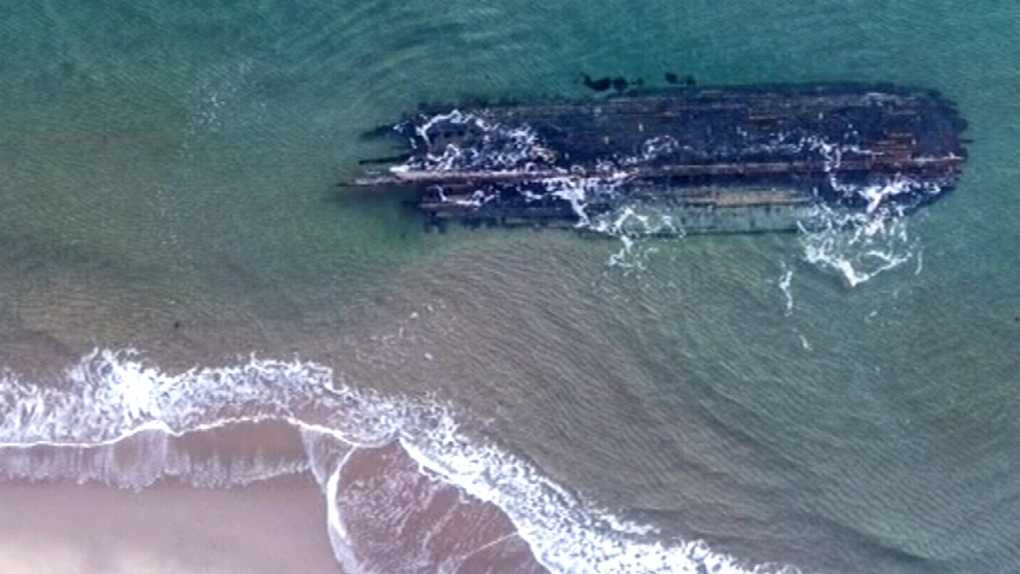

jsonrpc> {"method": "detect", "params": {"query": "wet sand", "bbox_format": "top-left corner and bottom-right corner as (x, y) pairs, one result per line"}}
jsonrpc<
(332, 442), (548, 574)
(0, 476), (338, 574)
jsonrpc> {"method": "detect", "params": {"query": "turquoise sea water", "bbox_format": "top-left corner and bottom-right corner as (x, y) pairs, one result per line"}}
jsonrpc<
(1, 3), (1019, 573)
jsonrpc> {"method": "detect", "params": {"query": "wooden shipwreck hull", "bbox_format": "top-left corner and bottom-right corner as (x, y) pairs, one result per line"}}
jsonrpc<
(348, 83), (968, 233)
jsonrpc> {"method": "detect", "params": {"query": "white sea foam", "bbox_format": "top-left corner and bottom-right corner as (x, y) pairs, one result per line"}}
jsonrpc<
(797, 202), (919, 287)
(401, 110), (549, 173)
(790, 136), (937, 287)
(0, 349), (802, 574)
(538, 175), (683, 269)
(538, 173), (627, 226)
(0, 428), (308, 489)
(397, 409), (800, 574)
(778, 265), (794, 315)
(536, 173), (678, 268)
(595, 205), (682, 270)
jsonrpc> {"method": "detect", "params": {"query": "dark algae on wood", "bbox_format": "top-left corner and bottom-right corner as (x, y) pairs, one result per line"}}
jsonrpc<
(346, 83), (967, 234)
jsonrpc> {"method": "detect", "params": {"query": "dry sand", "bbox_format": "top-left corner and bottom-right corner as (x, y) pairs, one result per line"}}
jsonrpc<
(0, 476), (339, 574)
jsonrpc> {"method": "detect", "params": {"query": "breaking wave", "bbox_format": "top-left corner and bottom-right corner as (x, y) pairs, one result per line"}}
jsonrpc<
(0, 349), (802, 574)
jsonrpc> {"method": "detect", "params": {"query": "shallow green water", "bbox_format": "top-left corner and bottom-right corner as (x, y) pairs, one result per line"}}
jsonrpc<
(1, 3), (1019, 573)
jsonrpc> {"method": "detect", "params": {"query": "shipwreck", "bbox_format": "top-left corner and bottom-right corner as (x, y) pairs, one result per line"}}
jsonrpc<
(345, 83), (968, 234)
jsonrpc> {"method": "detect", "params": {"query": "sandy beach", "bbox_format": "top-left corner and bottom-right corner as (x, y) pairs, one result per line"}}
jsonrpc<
(0, 477), (338, 574)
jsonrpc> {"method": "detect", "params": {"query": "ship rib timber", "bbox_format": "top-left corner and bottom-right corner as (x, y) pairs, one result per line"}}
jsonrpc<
(349, 83), (968, 233)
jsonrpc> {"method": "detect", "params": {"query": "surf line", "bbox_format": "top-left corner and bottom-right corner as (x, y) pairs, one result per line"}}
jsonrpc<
(0, 348), (801, 574)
